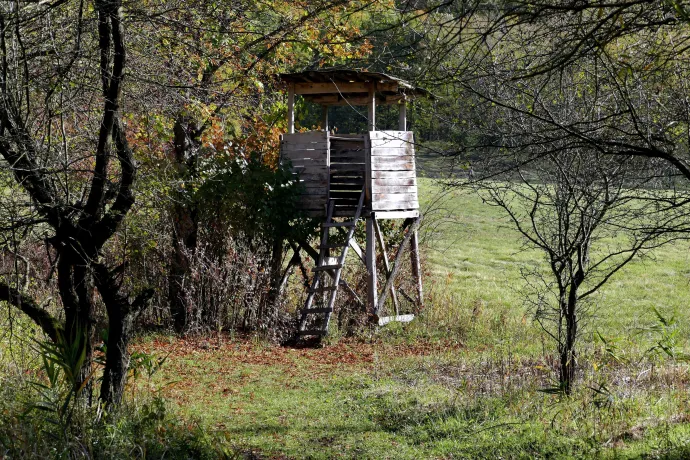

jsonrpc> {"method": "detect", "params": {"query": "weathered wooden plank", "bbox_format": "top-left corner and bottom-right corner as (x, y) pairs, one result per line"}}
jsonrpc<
(331, 176), (365, 182)
(329, 183), (363, 191)
(370, 162), (415, 172)
(330, 180), (364, 186)
(295, 82), (368, 94)
(372, 201), (419, 211)
(280, 144), (328, 159)
(373, 192), (417, 202)
(295, 81), (398, 94)
(372, 210), (419, 219)
(373, 178), (416, 186)
(331, 134), (365, 140)
(378, 314), (415, 326)
(304, 209), (327, 217)
(286, 157), (328, 165)
(371, 155), (415, 165)
(288, 157), (327, 164)
(370, 185), (418, 194)
(282, 142), (328, 150)
(370, 146), (415, 157)
(293, 174), (328, 184)
(371, 157), (415, 171)
(282, 149), (328, 159)
(330, 157), (366, 163)
(369, 139), (411, 149)
(297, 205), (328, 212)
(281, 132), (328, 142)
(369, 131), (413, 141)
(301, 189), (329, 197)
(281, 137), (328, 144)
(330, 163), (366, 172)
(330, 190), (361, 197)
(297, 193), (328, 200)
(371, 170), (416, 178)
(292, 165), (329, 173)
(332, 151), (365, 156)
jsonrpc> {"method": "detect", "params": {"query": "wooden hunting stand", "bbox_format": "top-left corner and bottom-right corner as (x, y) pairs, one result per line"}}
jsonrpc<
(278, 70), (427, 337)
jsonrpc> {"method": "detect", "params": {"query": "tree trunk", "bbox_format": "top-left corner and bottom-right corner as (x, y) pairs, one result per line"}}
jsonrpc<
(57, 246), (96, 400)
(100, 305), (134, 407)
(559, 269), (582, 395)
(96, 263), (153, 407)
(169, 118), (200, 333)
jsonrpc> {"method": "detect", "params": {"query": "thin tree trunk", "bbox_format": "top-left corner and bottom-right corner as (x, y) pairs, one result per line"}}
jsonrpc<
(169, 118), (200, 333)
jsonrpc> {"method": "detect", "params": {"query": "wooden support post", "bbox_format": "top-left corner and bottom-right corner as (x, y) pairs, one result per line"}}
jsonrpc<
(376, 216), (422, 312)
(368, 83), (376, 132)
(366, 215), (378, 315)
(410, 228), (423, 308)
(321, 105), (329, 132)
(398, 98), (407, 131)
(288, 83), (295, 134)
(373, 218), (400, 316)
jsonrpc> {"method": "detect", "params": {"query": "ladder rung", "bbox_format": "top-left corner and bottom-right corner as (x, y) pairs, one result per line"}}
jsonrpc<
(308, 286), (337, 294)
(299, 329), (327, 336)
(322, 222), (354, 228)
(301, 308), (333, 314)
(313, 264), (342, 272)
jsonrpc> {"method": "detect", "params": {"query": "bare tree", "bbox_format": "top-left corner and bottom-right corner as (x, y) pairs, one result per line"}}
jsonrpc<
(476, 147), (689, 393)
(0, 0), (150, 406)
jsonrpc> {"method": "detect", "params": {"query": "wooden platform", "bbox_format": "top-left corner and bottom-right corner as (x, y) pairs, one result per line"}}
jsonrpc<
(280, 130), (419, 219)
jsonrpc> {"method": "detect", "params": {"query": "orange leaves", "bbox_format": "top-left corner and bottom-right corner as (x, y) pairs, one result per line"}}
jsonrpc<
(124, 113), (174, 161)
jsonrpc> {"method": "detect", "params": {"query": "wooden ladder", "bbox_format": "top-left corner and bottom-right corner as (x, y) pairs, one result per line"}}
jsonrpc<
(298, 187), (366, 336)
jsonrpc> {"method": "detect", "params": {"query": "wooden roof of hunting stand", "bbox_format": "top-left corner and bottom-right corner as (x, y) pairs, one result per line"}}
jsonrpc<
(278, 69), (427, 340)
(280, 70), (430, 109)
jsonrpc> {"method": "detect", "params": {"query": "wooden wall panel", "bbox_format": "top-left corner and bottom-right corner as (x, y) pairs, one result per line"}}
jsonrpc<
(366, 131), (419, 213)
(280, 132), (329, 214)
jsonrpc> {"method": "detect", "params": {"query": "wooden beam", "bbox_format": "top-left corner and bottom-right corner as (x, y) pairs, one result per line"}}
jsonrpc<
(321, 105), (329, 131)
(373, 218), (400, 316)
(295, 81), (399, 95)
(296, 238), (319, 261)
(378, 314), (414, 326)
(288, 83), (295, 134)
(410, 227), (423, 308)
(296, 82), (368, 94)
(309, 95), (339, 105)
(366, 216), (378, 315)
(399, 99), (407, 131)
(368, 83), (376, 132)
(376, 216), (422, 312)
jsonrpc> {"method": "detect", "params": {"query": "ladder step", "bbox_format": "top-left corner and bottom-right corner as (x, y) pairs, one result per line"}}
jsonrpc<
(322, 222), (354, 228)
(299, 329), (327, 336)
(301, 308), (333, 314)
(313, 264), (342, 272)
(308, 286), (337, 293)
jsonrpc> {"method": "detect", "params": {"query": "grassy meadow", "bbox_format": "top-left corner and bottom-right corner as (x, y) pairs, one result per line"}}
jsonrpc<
(2, 178), (690, 458)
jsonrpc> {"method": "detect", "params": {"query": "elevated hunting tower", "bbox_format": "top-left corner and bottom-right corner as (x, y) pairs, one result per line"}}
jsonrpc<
(279, 70), (426, 337)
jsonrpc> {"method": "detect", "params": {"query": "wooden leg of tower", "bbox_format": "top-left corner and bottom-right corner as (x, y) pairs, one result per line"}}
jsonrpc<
(410, 225), (423, 308)
(372, 218), (400, 316)
(366, 215), (378, 317)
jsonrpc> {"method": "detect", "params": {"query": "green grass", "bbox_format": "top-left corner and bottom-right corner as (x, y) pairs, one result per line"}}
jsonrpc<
(3, 178), (690, 458)
(137, 179), (690, 458)
(418, 178), (690, 354)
